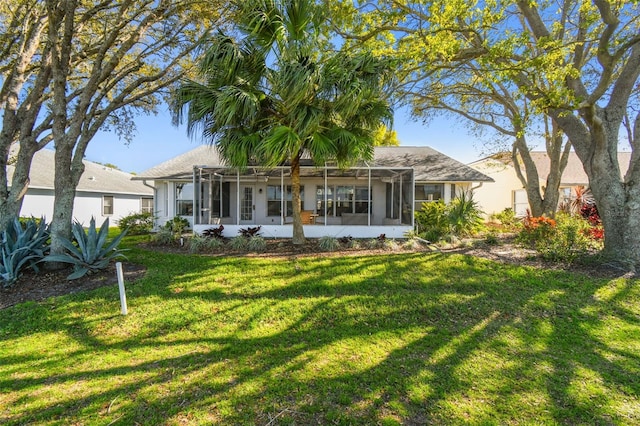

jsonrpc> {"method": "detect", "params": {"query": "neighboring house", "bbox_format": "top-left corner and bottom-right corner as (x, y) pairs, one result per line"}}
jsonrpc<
(134, 145), (493, 239)
(12, 148), (154, 225)
(469, 151), (632, 217)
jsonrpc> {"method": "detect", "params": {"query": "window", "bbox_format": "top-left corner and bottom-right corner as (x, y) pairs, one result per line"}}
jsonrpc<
(176, 183), (194, 216)
(267, 185), (304, 216)
(141, 197), (153, 214)
(211, 182), (230, 217)
(354, 187), (370, 213)
(414, 183), (444, 210)
(317, 185), (370, 216)
(102, 195), (114, 216)
(316, 187), (333, 216)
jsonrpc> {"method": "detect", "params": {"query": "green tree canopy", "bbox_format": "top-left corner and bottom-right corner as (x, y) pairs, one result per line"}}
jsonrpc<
(328, 0), (640, 267)
(0, 0), (226, 256)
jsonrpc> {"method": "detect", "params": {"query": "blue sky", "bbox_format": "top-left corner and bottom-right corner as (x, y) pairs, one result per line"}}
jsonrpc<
(84, 106), (488, 174)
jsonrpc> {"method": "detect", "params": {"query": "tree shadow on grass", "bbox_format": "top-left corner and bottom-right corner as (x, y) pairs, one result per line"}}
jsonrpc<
(1, 250), (639, 424)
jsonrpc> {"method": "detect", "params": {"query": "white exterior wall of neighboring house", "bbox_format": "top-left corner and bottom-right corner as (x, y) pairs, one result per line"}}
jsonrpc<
(12, 148), (154, 225)
(20, 188), (153, 226)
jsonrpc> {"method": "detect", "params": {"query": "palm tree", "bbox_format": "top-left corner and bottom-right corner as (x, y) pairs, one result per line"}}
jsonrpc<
(174, 0), (393, 244)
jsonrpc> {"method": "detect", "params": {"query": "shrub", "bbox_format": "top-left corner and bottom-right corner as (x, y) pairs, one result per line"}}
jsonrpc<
(492, 208), (519, 231)
(18, 216), (43, 228)
(44, 217), (127, 280)
(580, 203), (601, 226)
(164, 217), (190, 236)
(381, 238), (399, 251)
(415, 200), (449, 241)
(0, 217), (49, 287)
(118, 212), (154, 235)
(151, 228), (175, 245)
(338, 235), (353, 246)
(348, 239), (362, 249)
(186, 234), (225, 253)
(239, 226), (262, 238)
(366, 238), (381, 249)
(246, 236), (266, 252)
(536, 214), (594, 262)
(202, 225), (225, 239)
(402, 238), (423, 250)
(447, 191), (485, 237)
(414, 192), (484, 243)
(230, 236), (248, 251)
(188, 235), (209, 253)
(484, 231), (499, 246)
(518, 212), (557, 248)
(318, 236), (340, 252)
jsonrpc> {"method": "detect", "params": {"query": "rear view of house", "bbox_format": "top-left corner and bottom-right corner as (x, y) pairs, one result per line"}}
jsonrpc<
(135, 145), (492, 239)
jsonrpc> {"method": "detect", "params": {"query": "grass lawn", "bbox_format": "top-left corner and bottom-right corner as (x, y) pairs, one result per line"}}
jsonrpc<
(1, 237), (639, 425)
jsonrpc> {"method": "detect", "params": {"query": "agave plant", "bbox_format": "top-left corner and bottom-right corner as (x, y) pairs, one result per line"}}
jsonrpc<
(44, 217), (127, 280)
(0, 217), (49, 287)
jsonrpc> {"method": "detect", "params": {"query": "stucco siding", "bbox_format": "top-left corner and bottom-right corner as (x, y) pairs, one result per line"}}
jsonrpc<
(470, 159), (525, 217)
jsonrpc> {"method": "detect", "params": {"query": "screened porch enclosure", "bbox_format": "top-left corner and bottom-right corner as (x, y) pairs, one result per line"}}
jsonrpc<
(189, 164), (415, 239)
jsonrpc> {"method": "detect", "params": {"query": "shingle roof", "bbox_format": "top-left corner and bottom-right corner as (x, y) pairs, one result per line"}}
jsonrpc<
(9, 148), (153, 195)
(529, 151), (631, 185)
(472, 151), (632, 186)
(135, 145), (493, 183)
(373, 146), (493, 182)
(133, 145), (223, 180)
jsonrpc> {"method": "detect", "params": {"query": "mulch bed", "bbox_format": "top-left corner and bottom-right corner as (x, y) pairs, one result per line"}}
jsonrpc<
(0, 262), (147, 310)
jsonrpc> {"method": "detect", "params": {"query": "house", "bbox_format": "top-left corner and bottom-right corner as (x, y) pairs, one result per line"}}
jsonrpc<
(13, 148), (154, 225)
(134, 145), (492, 239)
(469, 151), (632, 217)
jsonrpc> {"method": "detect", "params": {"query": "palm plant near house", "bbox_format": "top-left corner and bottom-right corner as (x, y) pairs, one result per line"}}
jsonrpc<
(173, 0), (393, 244)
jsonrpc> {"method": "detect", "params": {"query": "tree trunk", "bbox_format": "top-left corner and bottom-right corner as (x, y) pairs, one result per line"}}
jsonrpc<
(290, 152), (306, 245)
(0, 141), (41, 230)
(512, 121), (571, 218)
(553, 104), (640, 269)
(49, 143), (83, 264)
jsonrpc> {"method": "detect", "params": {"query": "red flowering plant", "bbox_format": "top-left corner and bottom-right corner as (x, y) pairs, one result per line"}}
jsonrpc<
(518, 210), (557, 247)
(579, 203), (604, 240)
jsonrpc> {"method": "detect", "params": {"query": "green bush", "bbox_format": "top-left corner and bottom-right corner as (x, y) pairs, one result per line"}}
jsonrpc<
(188, 235), (209, 253)
(415, 200), (449, 242)
(18, 216), (43, 228)
(118, 212), (154, 235)
(318, 236), (340, 252)
(164, 217), (190, 236)
(151, 228), (175, 245)
(491, 208), (519, 231)
(517, 215), (557, 248)
(448, 191), (485, 237)
(246, 236), (266, 252)
(484, 231), (499, 246)
(536, 214), (595, 262)
(381, 238), (400, 251)
(44, 217), (127, 280)
(230, 236), (248, 251)
(414, 192), (484, 243)
(0, 217), (49, 287)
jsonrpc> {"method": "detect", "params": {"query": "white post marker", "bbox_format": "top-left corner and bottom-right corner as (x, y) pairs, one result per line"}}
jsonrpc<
(116, 262), (128, 315)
